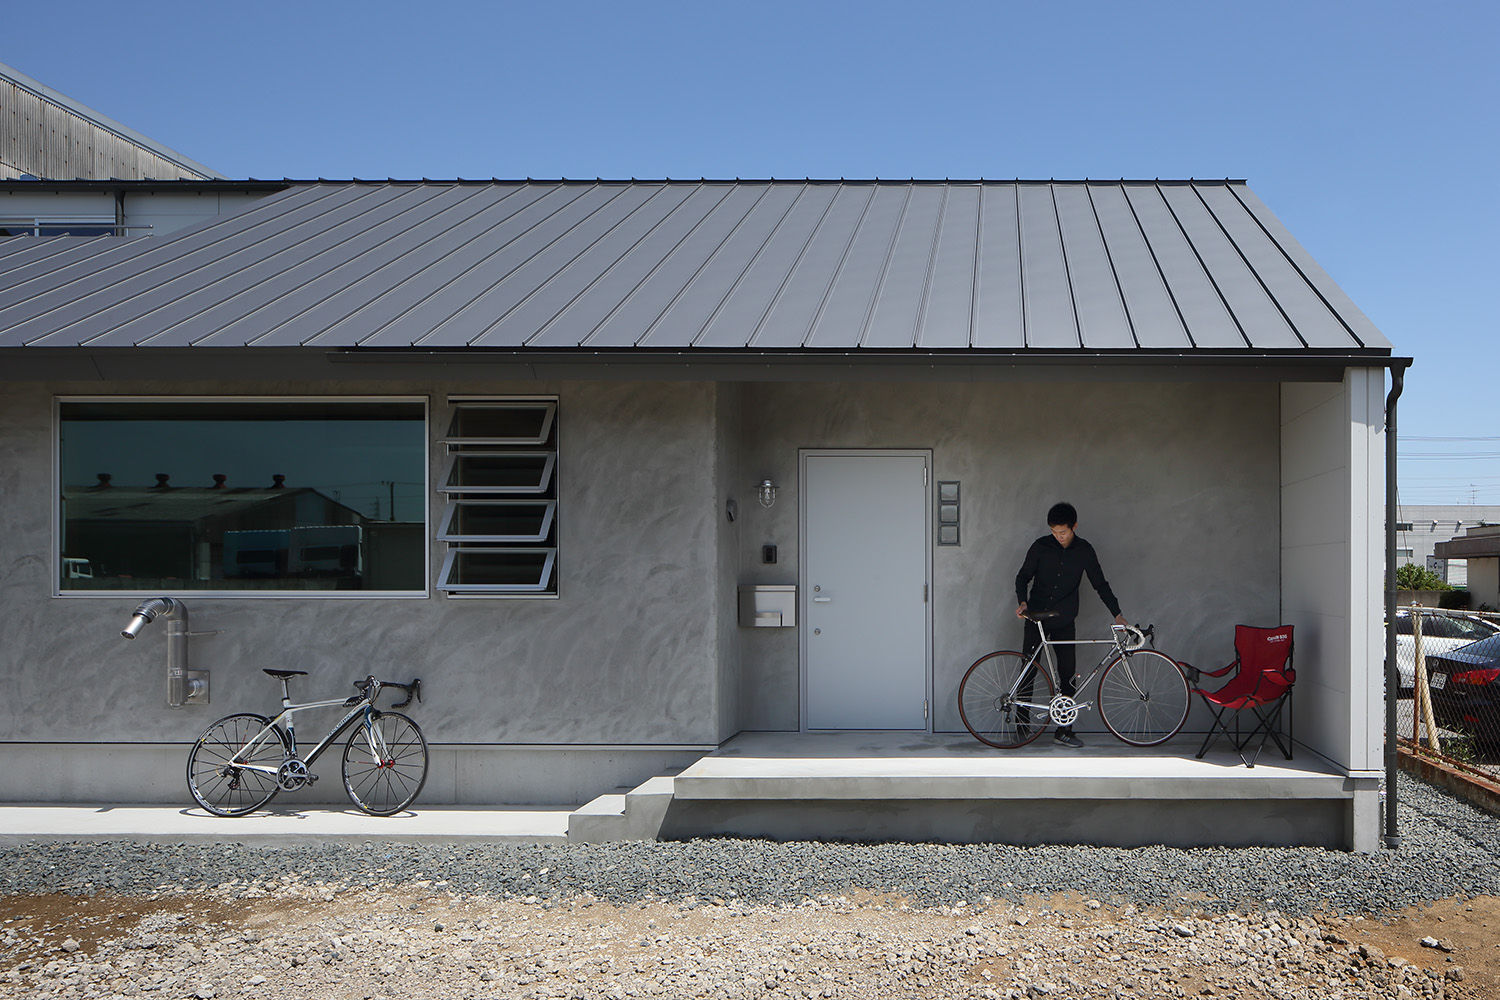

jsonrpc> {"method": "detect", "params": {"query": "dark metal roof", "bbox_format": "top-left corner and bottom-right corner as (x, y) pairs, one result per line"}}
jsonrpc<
(0, 179), (1391, 354)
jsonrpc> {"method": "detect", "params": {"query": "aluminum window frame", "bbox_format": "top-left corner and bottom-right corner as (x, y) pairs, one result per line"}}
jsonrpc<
(437, 395), (560, 599)
(436, 499), (557, 544)
(436, 451), (557, 495)
(437, 547), (557, 595)
(51, 394), (431, 600)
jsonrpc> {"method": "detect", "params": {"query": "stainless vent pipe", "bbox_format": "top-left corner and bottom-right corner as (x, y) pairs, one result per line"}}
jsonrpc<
(122, 597), (210, 707)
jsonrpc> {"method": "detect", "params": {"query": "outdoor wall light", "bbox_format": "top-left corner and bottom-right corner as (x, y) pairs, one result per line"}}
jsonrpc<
(756, 479), (778, 509)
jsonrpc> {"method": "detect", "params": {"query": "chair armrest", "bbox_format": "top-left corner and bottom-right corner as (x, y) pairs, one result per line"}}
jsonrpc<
(1193, 658), (1241, 679)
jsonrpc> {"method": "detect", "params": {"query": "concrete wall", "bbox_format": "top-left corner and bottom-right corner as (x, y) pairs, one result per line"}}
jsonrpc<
(0, 377), (729, 803)
(732, 380), (1283, 735)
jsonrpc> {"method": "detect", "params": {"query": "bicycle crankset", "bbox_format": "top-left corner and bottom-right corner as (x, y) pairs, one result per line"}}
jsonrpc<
(277, 758), (317, 791)
(1048, 695), (1080, 727)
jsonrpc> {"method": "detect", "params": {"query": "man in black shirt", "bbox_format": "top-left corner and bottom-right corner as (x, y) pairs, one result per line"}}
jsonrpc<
(1015, 502), (1127, 748)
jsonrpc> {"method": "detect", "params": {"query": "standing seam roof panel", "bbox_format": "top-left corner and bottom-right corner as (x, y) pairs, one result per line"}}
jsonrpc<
(804, 184), (909, 348)
(252, 184), (533, 347)
(348, 184), (596, 348)
(917, 183), (981, 348)
(583, 183), (771, 348)
(864, 184), (946, 348)
(1159, 184), (1302, 349)
(0, 180), (1394, 355)
(297, 183), (544, 347)
(1018, 185), (1080, 348)
(449, 183), (676, 347)
(1195, 185), (1360, 350)
(1084, 185), (1192, 350)
(688, 184), (835, 347)
(641, 183), (803, 348)
(472, 183), (704, 348)
(13, 185), (380, 346)
(127, 184), (460, 347)
(210, 184), (503, 347)
(0, 183), (322, 313)
(398, 183), (642, 348)
(1228, 185), (1384, 349)
(523, 183), (737, 348)
(1052, 185), (1135, 349)
(749, 185), (874, 348)
(970, 185), (1025, 348)
(1124, 185), (1244, 349)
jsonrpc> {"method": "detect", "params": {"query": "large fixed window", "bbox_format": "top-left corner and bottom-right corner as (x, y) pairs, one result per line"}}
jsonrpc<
(437, 397), (558, 596)
(57, 398), (427, 595)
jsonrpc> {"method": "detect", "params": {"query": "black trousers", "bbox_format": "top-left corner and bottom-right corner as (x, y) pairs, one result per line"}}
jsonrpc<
(1023, 617), (1077, 697)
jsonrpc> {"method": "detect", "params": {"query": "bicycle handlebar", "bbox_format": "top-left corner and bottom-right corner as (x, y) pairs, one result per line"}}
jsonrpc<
(350, 676), (423, 710)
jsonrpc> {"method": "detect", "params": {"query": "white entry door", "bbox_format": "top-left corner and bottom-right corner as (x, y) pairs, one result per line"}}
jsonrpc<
(802, 451), (930, 730)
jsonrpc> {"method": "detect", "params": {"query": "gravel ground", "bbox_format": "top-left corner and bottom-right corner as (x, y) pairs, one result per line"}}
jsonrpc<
(1, 773), (1496, 999)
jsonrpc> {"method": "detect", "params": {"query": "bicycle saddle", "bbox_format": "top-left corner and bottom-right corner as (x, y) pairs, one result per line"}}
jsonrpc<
(262, 668), (307, 678)
(1023, 610), (1063, 622)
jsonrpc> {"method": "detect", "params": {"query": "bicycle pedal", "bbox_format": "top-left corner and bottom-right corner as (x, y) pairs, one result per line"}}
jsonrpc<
(305, 773), (319, 784)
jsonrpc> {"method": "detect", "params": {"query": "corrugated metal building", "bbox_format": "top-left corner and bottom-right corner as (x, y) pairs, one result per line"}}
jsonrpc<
(1, 60), (221, 182)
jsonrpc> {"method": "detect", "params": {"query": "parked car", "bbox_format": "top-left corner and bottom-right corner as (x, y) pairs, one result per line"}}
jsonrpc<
(1392, 611), (1500, 692)
(1425, 633), (1500, 742)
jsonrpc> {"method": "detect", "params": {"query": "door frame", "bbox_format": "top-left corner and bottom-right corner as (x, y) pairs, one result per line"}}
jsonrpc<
(798, 448), (934, 732)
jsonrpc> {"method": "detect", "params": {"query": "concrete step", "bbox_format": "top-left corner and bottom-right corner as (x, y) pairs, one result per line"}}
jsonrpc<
(568, 775), (675, 842)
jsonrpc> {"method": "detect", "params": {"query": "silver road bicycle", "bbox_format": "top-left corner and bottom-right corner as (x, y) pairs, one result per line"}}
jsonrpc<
(187, 670), (427, 816)
(959, 611), (1190, 748)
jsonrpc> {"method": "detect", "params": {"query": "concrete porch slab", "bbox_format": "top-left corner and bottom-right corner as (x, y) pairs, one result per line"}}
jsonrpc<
(659, 732), (1368, 849)
(674, 731), (1350, 800)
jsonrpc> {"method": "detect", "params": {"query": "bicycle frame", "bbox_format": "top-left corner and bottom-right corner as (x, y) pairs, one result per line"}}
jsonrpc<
(228, 691), (383, 778)
(1015, 620), (1140, 718)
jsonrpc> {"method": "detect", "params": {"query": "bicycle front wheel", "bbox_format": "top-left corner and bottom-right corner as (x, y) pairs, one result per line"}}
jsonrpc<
(959, 651), (1054, 748)
(1098, 650), (1191, 746)
(342, 711), (429, 816)
(186, 713), (288, 816)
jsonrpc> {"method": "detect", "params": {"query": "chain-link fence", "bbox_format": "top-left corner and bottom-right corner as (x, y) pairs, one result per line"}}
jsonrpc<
(1393, 605), (1500, 780)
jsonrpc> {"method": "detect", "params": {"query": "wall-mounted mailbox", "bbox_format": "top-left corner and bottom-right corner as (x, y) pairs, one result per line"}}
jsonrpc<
(738, 584), (797, 628)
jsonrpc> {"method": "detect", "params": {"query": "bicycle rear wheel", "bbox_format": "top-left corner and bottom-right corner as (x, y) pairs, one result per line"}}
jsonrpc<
(186, 713), (288, 816)
(959, 651), (1054, 748)
(1098, 650), (1191, 746)
(342, 711), (429, 816)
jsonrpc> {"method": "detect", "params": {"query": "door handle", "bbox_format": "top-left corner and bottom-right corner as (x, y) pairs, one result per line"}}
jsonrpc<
(812, 596), (832, 603)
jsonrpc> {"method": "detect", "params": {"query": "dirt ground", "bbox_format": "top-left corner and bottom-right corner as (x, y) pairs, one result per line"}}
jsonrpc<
(3, 889), (1495, 999)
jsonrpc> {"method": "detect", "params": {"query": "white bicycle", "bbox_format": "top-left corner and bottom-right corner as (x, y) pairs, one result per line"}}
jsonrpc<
(186, 670), (427, 816)
(958, 611), (1190, 748)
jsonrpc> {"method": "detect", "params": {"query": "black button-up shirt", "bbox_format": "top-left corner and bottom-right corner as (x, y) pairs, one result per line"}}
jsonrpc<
(1015, 535), (1121, 623)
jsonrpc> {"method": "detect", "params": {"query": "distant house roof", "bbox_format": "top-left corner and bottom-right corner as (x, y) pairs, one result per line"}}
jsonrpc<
(0, 179), (1391, 358)
(0, 61), (224, 181)
(62, 484), (363, 525)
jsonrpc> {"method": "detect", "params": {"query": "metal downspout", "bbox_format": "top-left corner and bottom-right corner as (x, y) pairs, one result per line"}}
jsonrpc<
(1384, 362), (1410, 849)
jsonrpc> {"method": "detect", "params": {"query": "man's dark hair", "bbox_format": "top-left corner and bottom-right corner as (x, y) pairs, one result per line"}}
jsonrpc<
(1047, 502), (1077, 528)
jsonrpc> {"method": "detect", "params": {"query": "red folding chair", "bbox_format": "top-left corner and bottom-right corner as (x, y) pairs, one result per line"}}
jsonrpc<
(1188, 624), (1295, 768)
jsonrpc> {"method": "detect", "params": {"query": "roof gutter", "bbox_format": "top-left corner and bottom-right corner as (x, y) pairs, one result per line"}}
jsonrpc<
(1384, 359), (1413, 850)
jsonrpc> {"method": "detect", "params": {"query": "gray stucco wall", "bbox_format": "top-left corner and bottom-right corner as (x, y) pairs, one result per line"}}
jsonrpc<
(1, 371), (1299, 804)
(731, 380), (1283, 735)
(0, 378), (727, 750)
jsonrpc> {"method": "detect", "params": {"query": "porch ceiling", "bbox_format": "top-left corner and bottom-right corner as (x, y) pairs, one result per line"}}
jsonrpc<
(0, 179), (1391, 356)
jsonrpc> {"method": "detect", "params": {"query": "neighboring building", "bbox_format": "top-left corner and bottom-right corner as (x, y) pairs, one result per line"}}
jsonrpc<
(1, 60), (222, 183)
(1397, 505), (1500, 587)
(0, 173), (1406, 851)
(1437, 526), (1500, 611)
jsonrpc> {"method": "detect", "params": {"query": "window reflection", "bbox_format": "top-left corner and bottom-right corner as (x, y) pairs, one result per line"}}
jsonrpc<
(59, 400), (426, 593)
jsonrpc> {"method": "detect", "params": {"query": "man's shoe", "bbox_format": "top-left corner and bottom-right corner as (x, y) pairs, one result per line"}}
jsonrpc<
(1054, 730), (1084, 748)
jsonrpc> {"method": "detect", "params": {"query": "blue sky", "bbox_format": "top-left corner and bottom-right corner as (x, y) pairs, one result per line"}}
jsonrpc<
(6, 0), (1498, 502)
